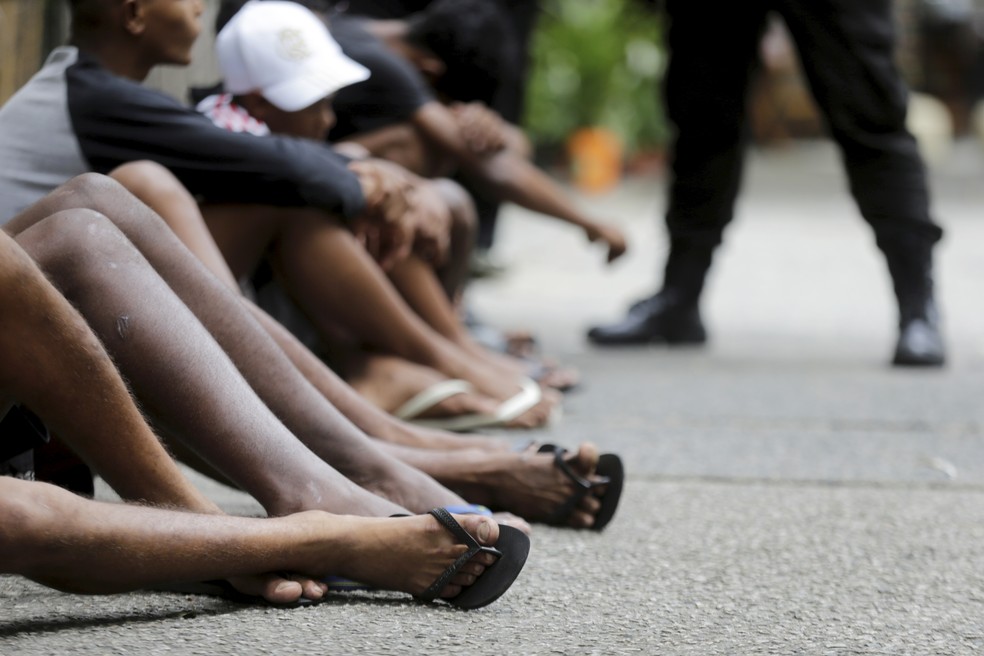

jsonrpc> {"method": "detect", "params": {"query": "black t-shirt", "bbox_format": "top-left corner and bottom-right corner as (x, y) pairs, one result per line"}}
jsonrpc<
(327, 14), (434, 141)
(335, 0), (430, 18)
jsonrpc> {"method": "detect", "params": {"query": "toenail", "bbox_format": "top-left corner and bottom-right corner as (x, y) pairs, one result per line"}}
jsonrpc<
(275, 581), (294, 594)
(477, 520), (491, 543)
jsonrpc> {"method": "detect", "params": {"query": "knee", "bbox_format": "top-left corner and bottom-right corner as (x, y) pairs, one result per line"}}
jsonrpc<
(52, 172), (130, 212)
(16, 209), (130, 284)
(109, 160), (186, 199)
(0, 232), (43, 302)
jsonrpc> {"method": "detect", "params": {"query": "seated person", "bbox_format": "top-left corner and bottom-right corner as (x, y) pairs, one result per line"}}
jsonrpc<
(0, 224), (523, 608)
(221, 0), (620, 368)
(0, 0), (622, 527)
(322, 0), (628, 264)
(200, 0), (576, 421)
(5, 170), (619, 530)
(227, 0), (543, 275)
(0, 0), (560, 431)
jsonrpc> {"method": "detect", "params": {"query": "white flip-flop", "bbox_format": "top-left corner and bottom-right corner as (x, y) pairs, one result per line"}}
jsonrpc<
(393, 379), (475, 420)
(409, 377), (544, 432)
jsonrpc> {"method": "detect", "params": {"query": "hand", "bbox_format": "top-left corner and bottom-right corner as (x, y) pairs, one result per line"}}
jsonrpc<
(449, 102), (508, 157)
(348, 159), (415, 270)
(407, 183), (452, 266)
(584, 222), (628, 263)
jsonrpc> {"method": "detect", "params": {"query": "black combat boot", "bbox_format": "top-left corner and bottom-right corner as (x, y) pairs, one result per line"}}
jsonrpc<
(893, 296), (944, 366)
(587, 242), (711, 345)
(885, 245), (945, 367)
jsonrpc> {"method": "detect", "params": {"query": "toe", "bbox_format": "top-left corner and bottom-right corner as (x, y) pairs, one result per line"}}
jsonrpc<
(453, 514), (500, 547)
(574, 442), (601, 474)
(295, 576), (327, 601)
(229, 573), (304, 605)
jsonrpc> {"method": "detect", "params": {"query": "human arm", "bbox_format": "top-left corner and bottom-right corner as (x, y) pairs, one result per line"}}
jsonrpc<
(447, 102), (508, 157)
(348, 157), (451, 268)
(68, 59), (365, 218)
(411, 101), (629, 263)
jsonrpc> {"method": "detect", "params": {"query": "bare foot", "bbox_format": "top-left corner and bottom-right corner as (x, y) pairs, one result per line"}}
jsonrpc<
(227, 572), (327, 605)
(457, 443), (605, 528)
(298, 512), (504, 601)
(348, 354), (500, 419)
(457, 332), (580, 392)
(356, 353), (560, 431)
(500, 385), (563, 430)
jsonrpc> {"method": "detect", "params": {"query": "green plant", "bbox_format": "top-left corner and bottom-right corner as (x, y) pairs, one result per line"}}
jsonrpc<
(524, 0), (669, 154)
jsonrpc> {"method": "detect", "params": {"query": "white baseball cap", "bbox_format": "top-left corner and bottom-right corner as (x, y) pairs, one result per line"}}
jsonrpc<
(217, 1), (370, 112)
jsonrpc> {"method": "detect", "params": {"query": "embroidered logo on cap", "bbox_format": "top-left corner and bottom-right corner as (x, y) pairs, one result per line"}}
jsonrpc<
(277, 28), (311, 61)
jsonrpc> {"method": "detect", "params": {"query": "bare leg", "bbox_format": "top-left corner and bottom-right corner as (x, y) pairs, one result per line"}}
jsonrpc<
(92, 168), (594, 523)
(245, 303), (507, 452)
(8, 208), (406, 519)
(378, 442), (604, 529)
(242, 205), (557, 422)
(5, 174), (465, 514)
(345, 353), (500, 419)
(0, 228), (213, 513)
(0, 477), (498, 601)
(0, 225), (327, 603)
(110, 162), (240, 291)
(430, 178), (477, 300)
(387, 252), (578, 392)
(110, 162), (543, 442)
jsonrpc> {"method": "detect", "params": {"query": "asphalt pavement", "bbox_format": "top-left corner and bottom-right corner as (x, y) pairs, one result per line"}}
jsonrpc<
(3, 140), (984, 655)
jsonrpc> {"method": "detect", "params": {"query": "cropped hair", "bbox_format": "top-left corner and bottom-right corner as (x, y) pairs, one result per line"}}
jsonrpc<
(405, 0), (515, 104)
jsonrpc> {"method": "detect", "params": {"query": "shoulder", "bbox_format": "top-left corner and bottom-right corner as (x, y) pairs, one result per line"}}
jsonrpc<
(66, 54), (186, 113)
(329, 17), (427, 95)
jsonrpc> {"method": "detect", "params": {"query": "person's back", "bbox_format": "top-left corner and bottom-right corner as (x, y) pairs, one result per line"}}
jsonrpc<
(0, 48), (90, 223)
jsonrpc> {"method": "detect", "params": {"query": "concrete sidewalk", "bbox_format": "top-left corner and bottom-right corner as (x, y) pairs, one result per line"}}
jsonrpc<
(3, 141), (984, 655)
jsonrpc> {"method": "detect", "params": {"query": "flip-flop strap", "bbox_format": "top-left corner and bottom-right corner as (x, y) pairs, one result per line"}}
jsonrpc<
(393, 380), (474, 420)
(419, 508), (501, 601)
(539, 444), (611, 491)
(540, 446), (611, 525)
(493, 377), (542, 423)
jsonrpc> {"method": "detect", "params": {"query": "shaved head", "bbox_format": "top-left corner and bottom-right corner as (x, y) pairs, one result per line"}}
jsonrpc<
(66, 0), (204, 78)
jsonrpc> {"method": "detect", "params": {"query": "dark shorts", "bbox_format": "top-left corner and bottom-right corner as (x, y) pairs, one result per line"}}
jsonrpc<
(0, 405), (50, 480)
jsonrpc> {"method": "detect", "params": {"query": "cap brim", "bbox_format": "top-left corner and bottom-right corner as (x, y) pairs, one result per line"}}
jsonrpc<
(263, 56), (369, 112)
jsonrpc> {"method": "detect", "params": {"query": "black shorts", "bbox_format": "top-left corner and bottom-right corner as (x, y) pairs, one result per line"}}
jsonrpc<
(0, 405), (50, 480)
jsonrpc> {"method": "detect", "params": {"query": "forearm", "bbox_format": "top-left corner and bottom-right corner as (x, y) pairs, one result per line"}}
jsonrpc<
(462, 151), (598, 230)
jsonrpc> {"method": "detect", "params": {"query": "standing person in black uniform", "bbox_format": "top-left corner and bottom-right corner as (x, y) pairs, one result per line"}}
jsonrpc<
(587, 0), (946, 367)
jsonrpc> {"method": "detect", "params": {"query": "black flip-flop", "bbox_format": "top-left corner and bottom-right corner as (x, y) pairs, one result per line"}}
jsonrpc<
(538, 444), (624, 531)
(154, 509), (528, 610)
(418, 507), (530, 610)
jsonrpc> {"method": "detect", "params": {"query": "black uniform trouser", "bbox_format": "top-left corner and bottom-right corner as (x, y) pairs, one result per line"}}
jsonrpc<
(662, 0), (943, 300)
